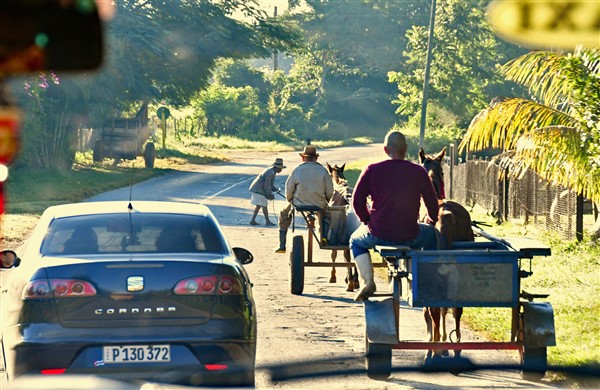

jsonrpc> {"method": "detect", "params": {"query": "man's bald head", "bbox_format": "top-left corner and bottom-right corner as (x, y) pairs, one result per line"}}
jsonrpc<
(384, 130), (407, 159)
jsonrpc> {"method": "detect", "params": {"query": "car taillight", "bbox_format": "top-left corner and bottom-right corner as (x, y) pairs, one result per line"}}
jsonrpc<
(40, 368), (66, 375)
(23, 279), (97, 299)
(205, 364), (228, 371)
(174, 276), (241, 295)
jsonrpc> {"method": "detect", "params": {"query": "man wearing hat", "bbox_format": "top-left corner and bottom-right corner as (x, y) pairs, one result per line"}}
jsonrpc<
(275, 145), (334, 253)
(249, 158), (286, 226)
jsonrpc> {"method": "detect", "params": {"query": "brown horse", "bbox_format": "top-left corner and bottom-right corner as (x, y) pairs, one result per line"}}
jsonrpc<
(326, 162), (360, 292)
(419, 147), (474, 356)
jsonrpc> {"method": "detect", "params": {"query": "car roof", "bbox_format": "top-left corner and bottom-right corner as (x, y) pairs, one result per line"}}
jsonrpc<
(42, 201), (213, 219)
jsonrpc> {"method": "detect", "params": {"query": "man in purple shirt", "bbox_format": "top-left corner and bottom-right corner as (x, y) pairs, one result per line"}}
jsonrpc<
(350, 130), (440, 301)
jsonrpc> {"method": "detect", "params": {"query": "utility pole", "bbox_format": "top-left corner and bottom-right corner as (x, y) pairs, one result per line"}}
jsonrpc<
(419, 0), (436, 149)
(273, 6), (278, 71)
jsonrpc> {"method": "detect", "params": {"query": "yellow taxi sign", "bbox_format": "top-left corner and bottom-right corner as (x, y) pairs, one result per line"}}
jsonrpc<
(487, 0), (600, 50)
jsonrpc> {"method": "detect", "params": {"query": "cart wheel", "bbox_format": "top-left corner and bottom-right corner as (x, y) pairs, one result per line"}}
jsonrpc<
(289, 235), (304, 295)
(518, 316), (547, 380)
(365, 332), (392, 380)
(144, 142), (156, 168)
(520, 347), (547, 381)
(92, 140), (104, 162)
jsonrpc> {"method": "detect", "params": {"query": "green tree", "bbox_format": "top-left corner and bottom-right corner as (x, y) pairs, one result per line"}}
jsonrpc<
(101, 0), (301, 110)
(192, 84), (261, 136)
(13, 73), (94, 170)
(12, 0), (301, 169)
(388, 0), (521, 128)
(212, 59), (273, 133)
(286, 0), (429, 137)
(460, 47), (600, 237)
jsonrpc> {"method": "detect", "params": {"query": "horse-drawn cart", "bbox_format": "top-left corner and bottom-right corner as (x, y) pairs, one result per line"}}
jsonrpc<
(290, 206), (354, 295)
(363, 223), (555, 381)
(288, 204), (386, 295)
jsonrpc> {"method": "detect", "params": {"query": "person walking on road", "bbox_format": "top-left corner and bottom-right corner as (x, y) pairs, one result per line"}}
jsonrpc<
(249, 158), (286, 226)
(275, 145), (334, 253)
(350, 130), (440, 301)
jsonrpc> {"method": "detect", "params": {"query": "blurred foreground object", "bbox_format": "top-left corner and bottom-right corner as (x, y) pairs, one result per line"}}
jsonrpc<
(0, 87), (20, 215)
(0, 0), (103, 76)
(487, 0), (600, 50)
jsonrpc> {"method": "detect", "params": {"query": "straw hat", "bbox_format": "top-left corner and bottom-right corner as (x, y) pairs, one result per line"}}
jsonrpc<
(272, 158), (286, 169)
(299, 145), (319, 157)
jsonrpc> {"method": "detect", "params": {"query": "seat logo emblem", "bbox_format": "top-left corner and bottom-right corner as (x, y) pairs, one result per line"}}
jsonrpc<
(127, 276), (144, 292)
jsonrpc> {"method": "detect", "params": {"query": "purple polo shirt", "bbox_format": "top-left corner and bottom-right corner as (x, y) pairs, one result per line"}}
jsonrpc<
(352, 159), (439, 242)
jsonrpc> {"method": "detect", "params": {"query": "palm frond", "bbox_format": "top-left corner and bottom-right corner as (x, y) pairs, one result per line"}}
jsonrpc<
(460, 47), (600, 205)
(493, 126), (600, 204)
(502, 48), (600, 113)
(460, 97), (577, 152)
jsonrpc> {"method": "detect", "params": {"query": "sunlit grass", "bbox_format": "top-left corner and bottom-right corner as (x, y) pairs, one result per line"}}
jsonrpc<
(5, 160), (160, 215)
(182, 135), (373, 151)
(189, 136), (292, 151)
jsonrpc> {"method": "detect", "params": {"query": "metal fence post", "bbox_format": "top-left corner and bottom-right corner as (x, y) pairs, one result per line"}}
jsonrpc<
(449, 143), (455, 200)
(576, 194), (584, 241)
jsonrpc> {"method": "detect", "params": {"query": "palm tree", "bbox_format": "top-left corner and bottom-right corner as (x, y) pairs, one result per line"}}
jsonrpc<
(460, 46), (600, 238)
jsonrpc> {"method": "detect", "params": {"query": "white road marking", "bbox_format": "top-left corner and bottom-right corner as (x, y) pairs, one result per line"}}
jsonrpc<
(200, 177), (253, 204)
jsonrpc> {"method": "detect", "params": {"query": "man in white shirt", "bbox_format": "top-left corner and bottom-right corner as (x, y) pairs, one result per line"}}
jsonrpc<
(275, 145), (334, 253)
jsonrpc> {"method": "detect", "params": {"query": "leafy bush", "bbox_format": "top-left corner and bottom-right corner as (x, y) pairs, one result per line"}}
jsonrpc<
(390, 122), (463, 159)
(314, 120), (350, 141)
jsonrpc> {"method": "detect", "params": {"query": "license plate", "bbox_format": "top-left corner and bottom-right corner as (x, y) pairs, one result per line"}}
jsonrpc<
(103, 344), (170, 363)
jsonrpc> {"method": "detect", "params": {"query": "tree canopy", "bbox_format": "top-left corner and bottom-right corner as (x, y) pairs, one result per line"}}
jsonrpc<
(388, 0), (524, 129)
(104, 0), (301, 108)
(11, 0), (301, 169)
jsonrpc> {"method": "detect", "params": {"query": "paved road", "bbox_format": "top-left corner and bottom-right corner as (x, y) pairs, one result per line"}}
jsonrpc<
(2, 145), (560, 389)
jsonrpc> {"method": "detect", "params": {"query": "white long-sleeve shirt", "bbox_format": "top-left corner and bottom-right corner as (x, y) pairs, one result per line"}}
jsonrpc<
(285, 161), (334, 209)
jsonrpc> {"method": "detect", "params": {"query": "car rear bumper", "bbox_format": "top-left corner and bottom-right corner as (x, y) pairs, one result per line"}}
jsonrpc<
(2, 320), (256, 383)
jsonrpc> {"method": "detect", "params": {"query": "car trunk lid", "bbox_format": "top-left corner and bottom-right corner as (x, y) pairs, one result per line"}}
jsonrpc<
(41, 255), (227, 327)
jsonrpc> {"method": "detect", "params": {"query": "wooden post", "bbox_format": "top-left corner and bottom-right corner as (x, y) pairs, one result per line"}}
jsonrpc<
(161, 114), (166, 149)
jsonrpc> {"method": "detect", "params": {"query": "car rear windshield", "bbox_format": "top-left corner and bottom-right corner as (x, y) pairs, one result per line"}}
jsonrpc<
(40, 213), (227, 255)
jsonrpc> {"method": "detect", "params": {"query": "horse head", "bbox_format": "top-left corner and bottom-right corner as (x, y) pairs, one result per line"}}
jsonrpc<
(326, 162), (352, 206)
(418, 147), (446, 200)
(326, 162), (347, 186)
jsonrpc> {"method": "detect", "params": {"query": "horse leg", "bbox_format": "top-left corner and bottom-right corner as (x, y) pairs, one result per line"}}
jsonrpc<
(353, 269), (360, 290)
(440, 308), (450, 356)
(441, 308), (448, 341)
(425, 307), (443, 359)
(452, 307), (463, 357)
(424, 308), (433, 342)
(342, 249), (354, 291)
(329, 250), (337, 283)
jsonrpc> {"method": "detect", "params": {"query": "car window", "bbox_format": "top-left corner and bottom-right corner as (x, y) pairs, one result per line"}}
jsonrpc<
(40, 213), (226, 255)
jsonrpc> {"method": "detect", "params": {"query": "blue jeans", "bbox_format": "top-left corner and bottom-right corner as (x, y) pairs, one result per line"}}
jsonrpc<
(349, 223), (439, 258)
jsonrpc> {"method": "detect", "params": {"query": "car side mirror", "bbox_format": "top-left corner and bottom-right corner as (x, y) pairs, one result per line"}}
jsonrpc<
(1, 250), (20, 269)
(232, 247), (253, 265)
(0, 1), (103, 76)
